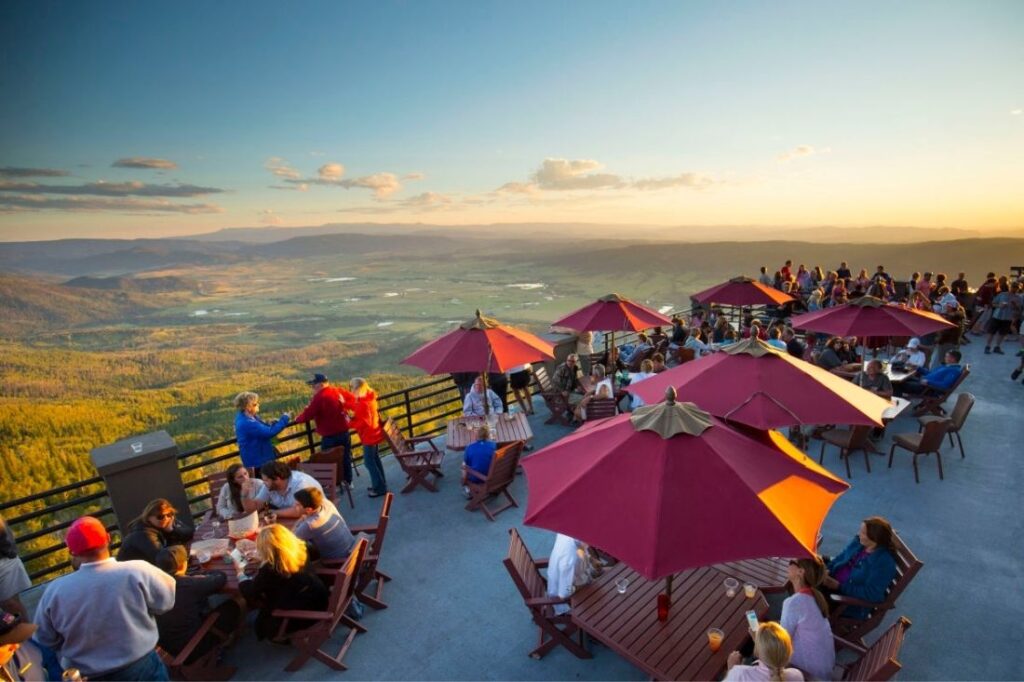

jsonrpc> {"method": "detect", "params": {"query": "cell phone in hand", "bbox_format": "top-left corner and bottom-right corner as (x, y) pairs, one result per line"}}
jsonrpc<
(745, 610), (759, 633)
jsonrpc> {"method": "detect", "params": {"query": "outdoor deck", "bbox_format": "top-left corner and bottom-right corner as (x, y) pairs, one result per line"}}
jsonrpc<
(21, 338), (1023, 680)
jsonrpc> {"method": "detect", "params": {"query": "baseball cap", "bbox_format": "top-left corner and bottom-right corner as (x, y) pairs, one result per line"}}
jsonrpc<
(906, 338), (920, 349)
(306, 373), (328, 385)
(65, 516), (109, 556)
(0, 608), (37, 645)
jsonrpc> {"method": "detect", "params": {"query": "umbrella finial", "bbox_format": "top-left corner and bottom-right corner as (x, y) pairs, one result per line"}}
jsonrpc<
(631, 400), (714, 439)
(476, 308), (483, 318)
(664, 386), (677, 405)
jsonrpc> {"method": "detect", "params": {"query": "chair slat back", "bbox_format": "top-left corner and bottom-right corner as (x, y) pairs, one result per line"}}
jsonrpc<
(207, 471), (228, 499)
(584, 397), (617, 421)
(676, 347), (696, 365)
(368, 492), (393, 559)
(949, 392), (975, 430)
(299, 462), (339, 504)
(887, 531), (923, 605)
(485, 441), (523, 493)
(843, 616), (911, 681)
(848, 424), (874, 448)
(533, 365), (554, 393)
(504, 528), (546, 601)
(309, 447), (345, 487)
(382, 417), (410, 454)
(326, 538), (368, 628)
(918, 419), (949, 451)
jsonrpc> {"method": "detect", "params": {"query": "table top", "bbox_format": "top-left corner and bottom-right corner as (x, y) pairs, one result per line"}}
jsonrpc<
(571, 563), (768, 681)
(712, 557), (791, 594)
(445, 412), (533, 451)
(191, 515), (296, 593)
(862, 360), (915, 383)
(882, 396), (911, 422)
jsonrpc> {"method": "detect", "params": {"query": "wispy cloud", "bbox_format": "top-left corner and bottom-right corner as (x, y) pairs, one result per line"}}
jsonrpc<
(0, 166), (70, 178)
(258, 208), (283, 225)
(112, 157), (178, 170)
(399, 191), (453, 208)
(337, 191), (457, 215)
(402, 171), (426, 181)
(777, 145), (831, 162)
(265, 158), (404, 199)
(317, 162), (345, 180)
(632, 172), (716, 191)
(532, 158), (623, 191)
(265, 157), (302, 180)
(269, 183), (309, 192)
(0, 194), (222, 214)
(0, 180), (224, 197)
(1012, 109), (1022, 116)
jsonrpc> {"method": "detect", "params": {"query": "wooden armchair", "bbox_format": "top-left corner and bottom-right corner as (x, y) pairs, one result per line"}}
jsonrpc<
(912, 364), (970, 416)
(307, 448), (355, 508)
(918, 392), (974, 459)
(381, 417), (445, 493)
(532, 365), (572, 425)
(323, 492), (394, 610)
(583, 397), (617, 422)
(888, 419), (948, 483)
(272, 538), (368, 672)
(675, 347), (696, 365)
(157, 609), (238, 681)
(835, 616), (912, 681)
(502, 528), (592, 660)
(464, 441), (524, 521)
(299, 461), (351, 508)
(829, 532), (922, 650)
(819, 424), (874, 478)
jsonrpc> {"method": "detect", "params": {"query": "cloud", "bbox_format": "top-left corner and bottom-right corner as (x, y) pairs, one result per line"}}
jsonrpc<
(265, 157), (302, 180)
(112, 157), (178, 170)
(269, 183), (309, 192)
(318, 162), (345, 180)
(632, 172), (716, 191)
(258, 209), (283, 226)
(495, 181), (541, 196)
(0, 166), (70, 178)
(0, 180), (224, 197)
(399, 192), (454, 208)
(777, 145), (831, 162)
(402, 171), (426, 181)
(1012, 109), (1022, 116)
(532, 158), (623, 190)
(0, 194), (222, 214)
(336, 191), (458, 215)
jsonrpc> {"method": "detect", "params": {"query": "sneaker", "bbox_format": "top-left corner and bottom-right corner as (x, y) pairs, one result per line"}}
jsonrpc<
(462, 486), (472, 499)
(1012, 369), (1022, 380)
(984, 346), (991, 354)
(993, 347), (1004, 354)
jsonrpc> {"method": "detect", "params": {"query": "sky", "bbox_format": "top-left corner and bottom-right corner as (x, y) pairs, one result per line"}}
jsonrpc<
(1, 0), (1022, 241)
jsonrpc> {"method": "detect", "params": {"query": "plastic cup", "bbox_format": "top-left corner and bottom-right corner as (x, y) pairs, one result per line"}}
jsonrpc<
(744, 583), (757, 598)
(724, 577), (739, 598)
(615, 578), (629, 594)
(707, 628), (724, 652)
(195, 550), (211, 565)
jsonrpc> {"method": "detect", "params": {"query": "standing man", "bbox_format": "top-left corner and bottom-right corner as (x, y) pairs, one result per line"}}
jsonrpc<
(294, 373), (357, 487)
(34, 517), (176, 681)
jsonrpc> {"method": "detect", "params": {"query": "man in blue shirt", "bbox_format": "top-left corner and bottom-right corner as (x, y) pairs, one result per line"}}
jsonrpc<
(461, 426), (496, 498)
(896, 350), (963, 397)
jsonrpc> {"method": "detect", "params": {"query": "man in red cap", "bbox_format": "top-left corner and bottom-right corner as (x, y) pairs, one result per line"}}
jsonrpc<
(294, 373), (357, 486)
(33, 517), (175, 681)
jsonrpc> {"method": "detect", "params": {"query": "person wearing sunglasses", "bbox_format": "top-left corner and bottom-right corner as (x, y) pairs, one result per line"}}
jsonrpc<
(117, 499), (194, 565)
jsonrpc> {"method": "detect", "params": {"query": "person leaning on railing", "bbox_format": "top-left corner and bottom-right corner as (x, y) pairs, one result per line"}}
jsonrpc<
(233, 391), (290, 470)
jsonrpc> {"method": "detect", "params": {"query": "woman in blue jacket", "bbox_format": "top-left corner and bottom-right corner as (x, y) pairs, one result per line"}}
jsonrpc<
(233, 391), (290, 469)
(823, 516), (898, 619)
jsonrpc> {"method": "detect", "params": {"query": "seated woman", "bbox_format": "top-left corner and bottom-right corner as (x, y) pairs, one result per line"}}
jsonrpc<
(574, 364), (615, 422)
(725, 621), (804, 681)
(781, 558), (835, 681)
(239, 524), (330, 641)
(806, 288), (825, 312)
(823, 516), (898, 619)
(216, 463), (268, 520)
(627, 359), (657, 410)
(117, 498), (194, 564)
(712, 315), (732, 343)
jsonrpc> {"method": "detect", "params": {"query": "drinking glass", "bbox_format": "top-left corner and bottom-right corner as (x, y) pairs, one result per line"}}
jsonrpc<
(723, 577), (739, 597)
(211, 518), (221, 535)
(744, 583), (757, 598)
(265, 511), (277, 525)
(707, 628), (724, 652)
(615, 578), (629, 594)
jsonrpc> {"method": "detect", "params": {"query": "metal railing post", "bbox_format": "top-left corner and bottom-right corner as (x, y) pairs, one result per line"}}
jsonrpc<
(404, 389), (414, 437)
(304, 421), (316, 455)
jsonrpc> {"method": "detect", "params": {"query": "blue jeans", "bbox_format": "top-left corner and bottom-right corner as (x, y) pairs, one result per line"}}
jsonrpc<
(362, 443), (388, 494)
(321, 432), (353, 484)
(96, 651), (169, 681)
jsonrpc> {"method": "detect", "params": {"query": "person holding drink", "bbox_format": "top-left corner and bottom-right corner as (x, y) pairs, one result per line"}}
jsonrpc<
(724, 622), (803, 681)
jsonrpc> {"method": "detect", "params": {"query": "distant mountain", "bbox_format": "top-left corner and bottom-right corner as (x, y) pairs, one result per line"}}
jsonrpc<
(63, 274), (200, 294)
(0, 239), (246, 276)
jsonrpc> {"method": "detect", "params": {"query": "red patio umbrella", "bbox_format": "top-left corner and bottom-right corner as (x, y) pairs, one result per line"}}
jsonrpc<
(626, 337), (891, 429)
(790, 296), (953, 338)
(551, 293), (672, 366)
(401, 310), (555, 414)
(692, 276), (794, 307)
(522, 391), (849, 584)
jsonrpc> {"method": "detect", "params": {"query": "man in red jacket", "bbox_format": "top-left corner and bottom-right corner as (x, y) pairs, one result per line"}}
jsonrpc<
(295, 373), (357, 485)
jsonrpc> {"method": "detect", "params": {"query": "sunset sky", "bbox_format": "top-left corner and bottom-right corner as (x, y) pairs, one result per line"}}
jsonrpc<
(1, 0), (1022, 241)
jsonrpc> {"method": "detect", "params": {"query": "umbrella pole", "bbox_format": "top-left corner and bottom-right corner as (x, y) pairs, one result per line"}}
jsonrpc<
(483, 348), (492, 416)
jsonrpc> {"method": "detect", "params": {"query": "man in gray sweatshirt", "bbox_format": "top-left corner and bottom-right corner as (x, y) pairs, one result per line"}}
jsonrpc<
(34, 516), (176, 681)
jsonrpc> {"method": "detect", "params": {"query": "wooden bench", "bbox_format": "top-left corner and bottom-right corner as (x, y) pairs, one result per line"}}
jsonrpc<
(835, 616), (912, 681)
(830, 532), (922, 650)
(464, 440), (524, 521)
(503, 528), (592, 660)
(381, 417), (445, 493)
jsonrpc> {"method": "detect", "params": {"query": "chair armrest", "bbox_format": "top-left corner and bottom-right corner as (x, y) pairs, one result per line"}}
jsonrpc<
(828, 593), (883, 610)
(407, 435), (440, 450)
(534, 557), (550, 569)
(464, 466), (489, 482)
(348, 524), (379, 535)
(832, 634), (868, 654)
(526, 595), (571, 607)
(172, 610), (222, 664)
(270, 608), (333, 621)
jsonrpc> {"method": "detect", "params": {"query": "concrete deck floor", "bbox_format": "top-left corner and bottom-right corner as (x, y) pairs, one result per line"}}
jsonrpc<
(24, 336), (1024, 680)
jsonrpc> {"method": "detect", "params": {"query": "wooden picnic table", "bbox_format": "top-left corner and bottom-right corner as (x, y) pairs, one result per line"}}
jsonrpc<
(445, 412), (533, 451)
(190, 515), (297, 593)
(713, 558), (791, 594)
(571, 563), (768, 681)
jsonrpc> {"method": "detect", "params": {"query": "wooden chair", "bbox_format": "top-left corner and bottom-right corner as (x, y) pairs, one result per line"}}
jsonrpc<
(464, 441), (524, 521)
(834, 616), (912, 681)
(675, 347), (696, 365)
(157, 609), (238, 681)
(299, 461), (351, 508)
(912, 364), (970, 416)
(329, 492), (394, 610)
(819, 425), (873, 478)
(888, 419), (949, 483)
(829, 532), (922, 649)
(272, 538), (368, 672)
(502, 528), (592, 660)
(381, 417), (445, 493)
(532, 365), (572, 426)
(308, 447), (355, 508)
(918, 392), (974, 459)
(583, 397), (617, 422)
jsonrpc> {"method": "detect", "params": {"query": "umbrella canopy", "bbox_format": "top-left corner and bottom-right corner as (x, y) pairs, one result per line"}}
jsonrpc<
(692, 276), (794, 307)
(790, 296), (954, 338)
(401, 310), (555, 374)
(626, 337), (890, 429)
(522, 394), (849, 580)
(551, 293), (672, 332)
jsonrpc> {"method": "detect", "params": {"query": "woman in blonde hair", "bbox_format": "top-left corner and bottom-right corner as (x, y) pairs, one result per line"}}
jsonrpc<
(725, 622), (803, 681)
(781, 558), (834, 680)
(239, 524), (328, 640)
